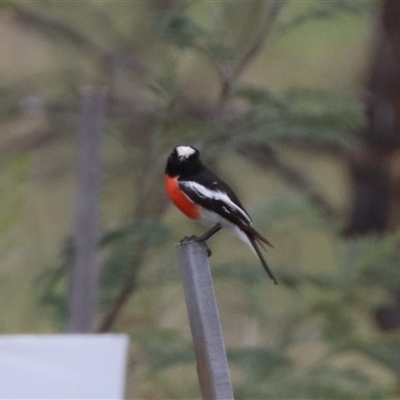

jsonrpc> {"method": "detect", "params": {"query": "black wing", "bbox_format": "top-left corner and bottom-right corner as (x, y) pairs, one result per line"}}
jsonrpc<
(178, 167), (273, 248)
(179, 167), (251, 223)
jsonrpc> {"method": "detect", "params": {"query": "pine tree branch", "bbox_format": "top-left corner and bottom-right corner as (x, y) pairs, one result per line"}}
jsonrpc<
(13, 6), (145, 74)
(233, 0), (289, 81)
(218, 0), (289, 106)
(237, 142), (337, 219)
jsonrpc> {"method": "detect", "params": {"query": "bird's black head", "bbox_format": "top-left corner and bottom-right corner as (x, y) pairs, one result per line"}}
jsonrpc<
(166, 145), (201, 177)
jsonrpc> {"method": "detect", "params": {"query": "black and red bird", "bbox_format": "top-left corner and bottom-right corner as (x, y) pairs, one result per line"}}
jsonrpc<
(165, 145), (277, 284)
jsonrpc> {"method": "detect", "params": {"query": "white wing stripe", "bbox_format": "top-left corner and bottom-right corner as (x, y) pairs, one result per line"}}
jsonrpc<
(182, 181), (252, 223)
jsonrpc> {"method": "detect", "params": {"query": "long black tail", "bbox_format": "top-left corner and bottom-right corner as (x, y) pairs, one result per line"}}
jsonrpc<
(248, 235), (277, 284)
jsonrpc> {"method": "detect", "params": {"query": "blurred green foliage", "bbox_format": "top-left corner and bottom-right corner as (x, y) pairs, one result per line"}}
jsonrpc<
(3, 0), (400, 399)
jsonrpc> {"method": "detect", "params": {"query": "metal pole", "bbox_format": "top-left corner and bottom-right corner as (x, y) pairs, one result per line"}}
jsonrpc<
(176, 241), (234, 400)
(68, 87), (106, 333)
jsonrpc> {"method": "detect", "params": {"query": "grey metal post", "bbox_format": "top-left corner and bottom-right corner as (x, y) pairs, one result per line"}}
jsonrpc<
(176, 241), (234, 400)
(68, 87), (106, 333)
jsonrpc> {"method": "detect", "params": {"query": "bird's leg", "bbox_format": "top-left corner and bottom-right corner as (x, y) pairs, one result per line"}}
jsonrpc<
(194, 224), (222, 241)
(181, 224), (222, 257)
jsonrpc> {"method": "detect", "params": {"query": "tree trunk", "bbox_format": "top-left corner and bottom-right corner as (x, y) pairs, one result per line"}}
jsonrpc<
(345, 0), (400, 330)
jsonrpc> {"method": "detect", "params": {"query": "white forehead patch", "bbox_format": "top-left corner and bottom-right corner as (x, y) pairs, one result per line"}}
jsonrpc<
(176, 145), (196, 158)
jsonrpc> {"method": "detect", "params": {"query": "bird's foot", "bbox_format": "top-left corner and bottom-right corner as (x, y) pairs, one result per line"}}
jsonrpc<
(180, 234), (196, 243)
(180, 235), (212, 257)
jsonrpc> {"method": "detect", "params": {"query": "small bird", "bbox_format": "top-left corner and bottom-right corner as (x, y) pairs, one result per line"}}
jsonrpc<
(165, 145), (277, 284)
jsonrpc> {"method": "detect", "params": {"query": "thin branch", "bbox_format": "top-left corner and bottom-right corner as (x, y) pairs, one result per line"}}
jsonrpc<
(233, 0), (289, 81)
(97, 155), (170, 332)
(96, 241), (147, 333)
(218, 0), (289, 107)
(237, 142), (337, 219)
(13, 6), (145, 75)
(14, 7), (102, 55)
(97, 283), (136, 333)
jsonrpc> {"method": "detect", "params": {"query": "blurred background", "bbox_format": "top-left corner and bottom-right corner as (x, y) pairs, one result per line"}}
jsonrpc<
(2, 0), (400, 398)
